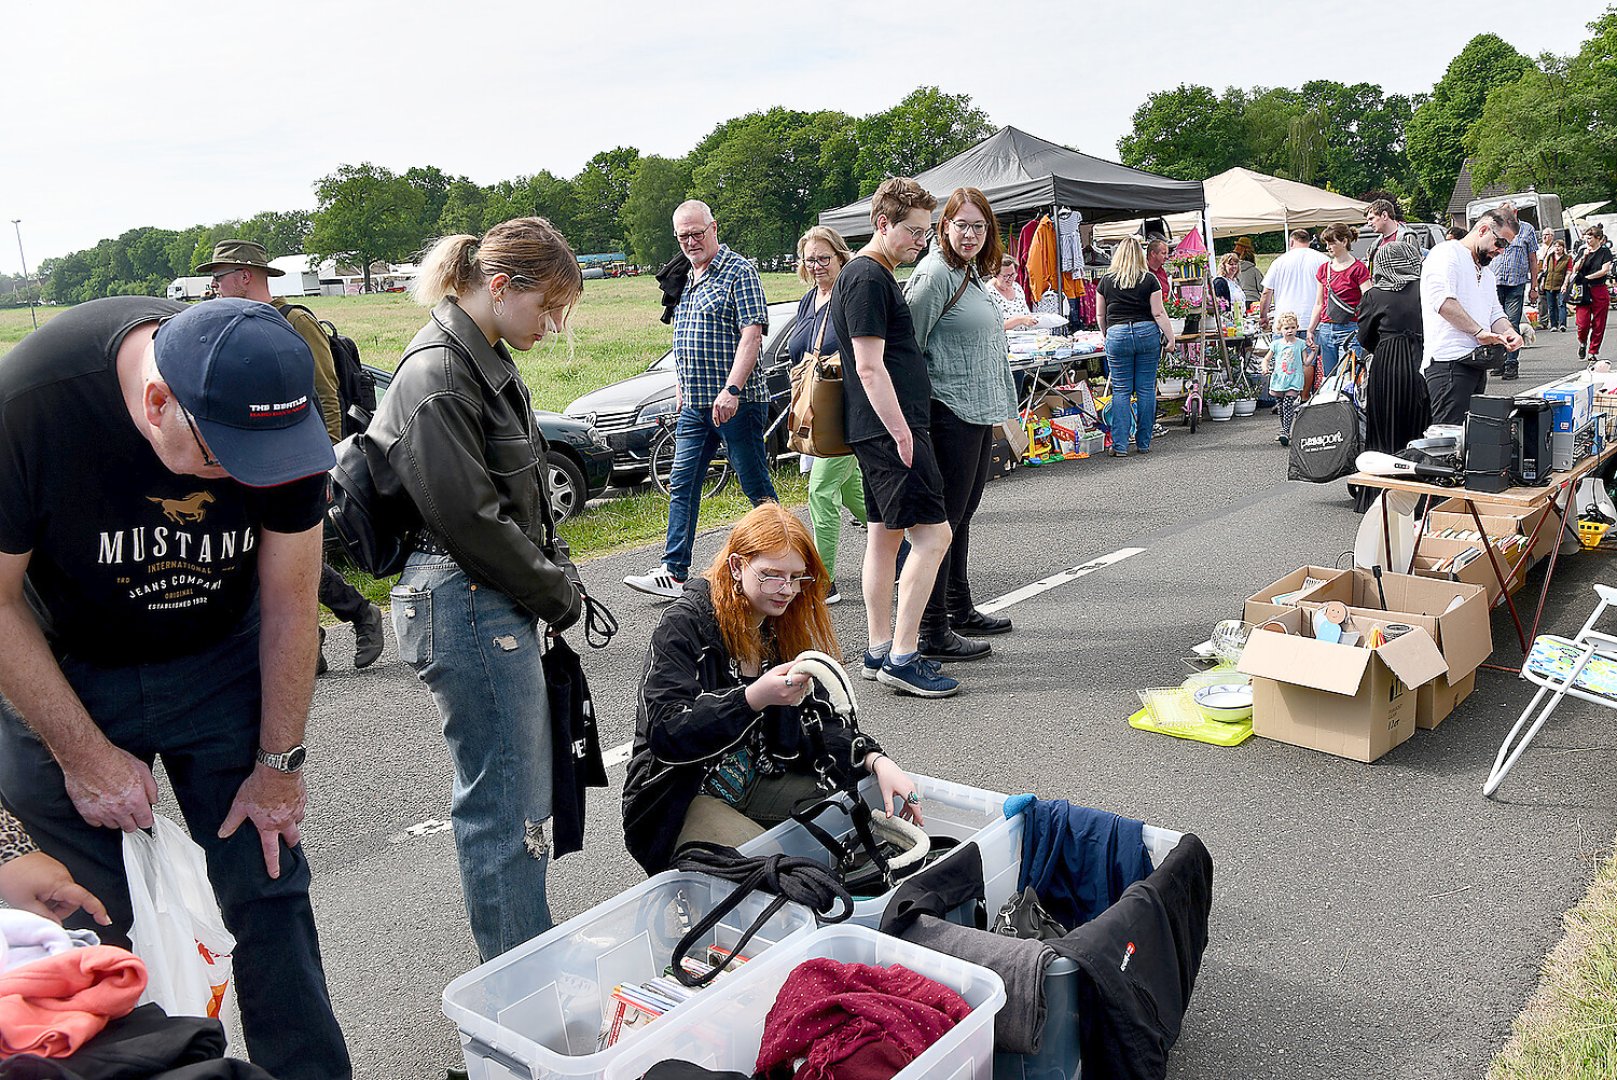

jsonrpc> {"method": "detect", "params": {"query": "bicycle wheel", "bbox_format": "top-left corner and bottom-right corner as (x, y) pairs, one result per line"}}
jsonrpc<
(649, 427), (732, 499)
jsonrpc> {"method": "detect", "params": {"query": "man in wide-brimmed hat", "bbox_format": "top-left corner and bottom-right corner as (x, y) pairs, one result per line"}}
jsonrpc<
(1232, 236), (1265, 301)
(199, 239), (386, 673)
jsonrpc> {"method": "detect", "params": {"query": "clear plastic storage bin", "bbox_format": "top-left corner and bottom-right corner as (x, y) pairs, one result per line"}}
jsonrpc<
(737, 773), (1016, 927)
(442, 871), (817, 1080)
(602, 925), (1007, 1080)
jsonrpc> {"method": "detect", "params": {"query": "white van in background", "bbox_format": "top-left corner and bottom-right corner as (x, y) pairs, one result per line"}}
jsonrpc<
(1468, 191), (1566, 244)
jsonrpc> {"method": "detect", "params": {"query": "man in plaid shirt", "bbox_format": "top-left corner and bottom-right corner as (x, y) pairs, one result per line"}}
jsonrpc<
(626, 200), (776, 599)
(1490, 200), (1538, 380)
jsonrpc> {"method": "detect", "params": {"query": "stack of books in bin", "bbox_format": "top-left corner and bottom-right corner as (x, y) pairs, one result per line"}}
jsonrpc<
(599, 945), (751, 1050)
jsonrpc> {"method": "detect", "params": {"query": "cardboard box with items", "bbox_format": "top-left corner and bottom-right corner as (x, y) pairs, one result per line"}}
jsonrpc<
(1237, 607), (1448, 763)
(1296, 569), (1492, 730)
(1243, 566), (1351, 626)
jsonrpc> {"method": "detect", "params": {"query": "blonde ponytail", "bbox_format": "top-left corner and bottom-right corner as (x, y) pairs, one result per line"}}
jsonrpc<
(412, 234), (481, 306)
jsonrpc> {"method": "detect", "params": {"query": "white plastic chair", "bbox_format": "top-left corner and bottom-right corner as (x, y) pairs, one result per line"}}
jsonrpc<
(1485, 584), (1617, 797)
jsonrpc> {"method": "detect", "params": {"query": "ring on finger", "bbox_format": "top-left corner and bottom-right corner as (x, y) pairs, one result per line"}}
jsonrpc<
(905, 791), (922, 805)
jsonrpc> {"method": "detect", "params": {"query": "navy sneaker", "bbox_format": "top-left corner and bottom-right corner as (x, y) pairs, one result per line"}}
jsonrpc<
(877, 654), (960, 698)
(862, 643), (891, 681)
(825, 581), (842, 605)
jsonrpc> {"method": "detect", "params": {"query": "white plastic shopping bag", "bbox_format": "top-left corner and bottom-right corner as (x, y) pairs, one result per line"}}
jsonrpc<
(121, 813), (237, 1022)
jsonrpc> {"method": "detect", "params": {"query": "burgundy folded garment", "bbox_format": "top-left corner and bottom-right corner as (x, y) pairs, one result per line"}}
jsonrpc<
(755, 958), (970, 1080)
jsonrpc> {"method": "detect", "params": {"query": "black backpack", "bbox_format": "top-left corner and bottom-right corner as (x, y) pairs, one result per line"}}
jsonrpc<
(280, 303), (378, 436)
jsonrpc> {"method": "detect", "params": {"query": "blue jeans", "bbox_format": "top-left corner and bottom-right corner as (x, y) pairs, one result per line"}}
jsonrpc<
(392, 554), (555, 962)
(0, 617), (351, 1080)
(1543, 288), (1568, 330)
(663, 401), (777, 578)
(1497, 282), (1526, 373)
(1105, 322), (1161, 451)
(1317, 322), (1359, 378)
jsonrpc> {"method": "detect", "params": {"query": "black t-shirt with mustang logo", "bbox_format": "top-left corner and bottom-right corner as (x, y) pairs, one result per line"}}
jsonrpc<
(0, 297), (325, 665)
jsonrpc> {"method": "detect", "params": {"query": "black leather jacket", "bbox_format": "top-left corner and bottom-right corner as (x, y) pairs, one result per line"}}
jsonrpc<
(621, 579), (878, 873)
(366, 297), (582, 629)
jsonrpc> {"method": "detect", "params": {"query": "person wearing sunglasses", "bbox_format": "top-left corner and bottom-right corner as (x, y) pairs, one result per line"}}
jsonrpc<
(1419, 207), (1525, 426)
(0, 297), (350, 1079)
(624, 503), (920, 874)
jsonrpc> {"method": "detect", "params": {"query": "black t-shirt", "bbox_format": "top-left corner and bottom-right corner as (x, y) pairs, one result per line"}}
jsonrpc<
(1575, 245), (1613, 287)
(828, 256), (932, 443)
(0, 297), (327, 664)
(1097, 273), (1162, 326)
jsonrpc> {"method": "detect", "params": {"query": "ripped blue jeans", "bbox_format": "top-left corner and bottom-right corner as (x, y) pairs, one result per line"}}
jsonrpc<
(392, 553), (553, 961)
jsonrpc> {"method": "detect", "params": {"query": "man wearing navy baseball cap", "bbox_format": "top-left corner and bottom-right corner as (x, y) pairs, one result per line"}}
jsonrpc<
(0, 296), (350, 1079)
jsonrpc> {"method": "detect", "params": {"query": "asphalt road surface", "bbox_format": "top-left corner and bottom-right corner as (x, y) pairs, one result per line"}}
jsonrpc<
(292, 329), (1614, 1080)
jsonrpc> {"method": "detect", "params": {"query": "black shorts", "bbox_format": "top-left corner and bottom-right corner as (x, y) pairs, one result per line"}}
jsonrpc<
(851, 430), (948, 529)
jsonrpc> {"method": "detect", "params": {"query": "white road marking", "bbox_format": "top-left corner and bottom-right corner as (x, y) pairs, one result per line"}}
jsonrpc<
(394, 546), (1147, 837)
(975, 546), (1145, 613)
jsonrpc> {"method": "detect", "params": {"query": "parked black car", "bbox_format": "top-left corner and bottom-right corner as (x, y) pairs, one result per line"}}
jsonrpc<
(365, 365), (613, 522)
(563, 301), (802, 483)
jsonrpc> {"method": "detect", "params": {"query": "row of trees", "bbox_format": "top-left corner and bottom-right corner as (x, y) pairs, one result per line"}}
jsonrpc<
(1117, 14), (1617, 224)
(33, 13), (1617, 308)
(33, 88), (992, 304)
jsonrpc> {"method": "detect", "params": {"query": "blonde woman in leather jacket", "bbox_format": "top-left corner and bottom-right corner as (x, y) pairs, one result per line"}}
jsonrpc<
(367, 218), (585, 962)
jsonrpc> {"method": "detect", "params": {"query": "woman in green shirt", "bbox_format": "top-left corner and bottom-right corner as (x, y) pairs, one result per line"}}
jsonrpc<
(905, 187), (1018, 663)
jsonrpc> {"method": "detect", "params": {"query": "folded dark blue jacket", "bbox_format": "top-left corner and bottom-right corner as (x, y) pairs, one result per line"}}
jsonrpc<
(1016, 798), (1152, 930)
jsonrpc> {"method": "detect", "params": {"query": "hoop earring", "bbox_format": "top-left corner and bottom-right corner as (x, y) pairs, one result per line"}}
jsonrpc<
(492, 293), (505, 318)
(731, 576), (744, 596)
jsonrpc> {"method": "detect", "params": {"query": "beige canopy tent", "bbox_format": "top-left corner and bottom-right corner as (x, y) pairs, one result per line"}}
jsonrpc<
(1093, 167), (1371, 241)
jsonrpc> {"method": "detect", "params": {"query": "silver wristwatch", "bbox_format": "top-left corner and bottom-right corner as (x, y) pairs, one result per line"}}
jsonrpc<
(256, 744), (307, 773)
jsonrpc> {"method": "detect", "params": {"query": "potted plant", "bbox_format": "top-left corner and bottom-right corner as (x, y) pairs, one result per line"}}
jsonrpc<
(1206, 384), (1239, 421)
(1156, 363), (1191, 398)
(1163, 294), (1196, 336)
(1232, 380), (1259, 416)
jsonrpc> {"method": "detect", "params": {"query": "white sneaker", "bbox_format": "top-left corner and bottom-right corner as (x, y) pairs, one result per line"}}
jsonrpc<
(825, 582), (842, 605)
(624, 567), (686, 600)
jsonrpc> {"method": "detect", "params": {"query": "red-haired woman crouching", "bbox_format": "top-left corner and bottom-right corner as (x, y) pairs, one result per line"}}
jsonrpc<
(623, 504), (920, 874)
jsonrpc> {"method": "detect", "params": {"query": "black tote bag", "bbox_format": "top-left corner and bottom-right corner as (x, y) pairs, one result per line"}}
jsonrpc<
(545, 633), (608, 859)
(1287, 397), (1362, 483)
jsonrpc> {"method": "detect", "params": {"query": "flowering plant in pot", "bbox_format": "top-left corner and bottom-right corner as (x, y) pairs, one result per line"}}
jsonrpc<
(1156, 362), (1192, 397)
(1206, 384), (1239, 421)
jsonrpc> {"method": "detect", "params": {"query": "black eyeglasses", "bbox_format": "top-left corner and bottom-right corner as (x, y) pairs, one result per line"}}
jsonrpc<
(209, 268), (245, 284)
(177, 402), (220, 467)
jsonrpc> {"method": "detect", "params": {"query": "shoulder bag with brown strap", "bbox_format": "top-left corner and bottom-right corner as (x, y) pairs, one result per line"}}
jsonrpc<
(787, 300), (852, 457)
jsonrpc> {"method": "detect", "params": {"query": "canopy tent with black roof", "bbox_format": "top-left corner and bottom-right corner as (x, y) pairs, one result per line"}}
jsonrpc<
(817, 125), (1206, 238)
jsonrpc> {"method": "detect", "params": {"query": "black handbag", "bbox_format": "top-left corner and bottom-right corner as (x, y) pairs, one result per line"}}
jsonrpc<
(1570, 280), (1592, 306)
(1287, 397), (1362, 483)
(991, 885), (1069, 940)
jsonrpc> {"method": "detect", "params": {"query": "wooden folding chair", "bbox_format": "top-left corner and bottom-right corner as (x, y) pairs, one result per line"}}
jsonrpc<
(1485, 584), (1617, 797)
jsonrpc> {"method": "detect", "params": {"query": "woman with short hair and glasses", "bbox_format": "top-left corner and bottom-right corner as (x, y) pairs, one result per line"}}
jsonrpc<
(622, 504), (920, 873)
(903, 186), (1019, 663)
(790, 226), (862, 605)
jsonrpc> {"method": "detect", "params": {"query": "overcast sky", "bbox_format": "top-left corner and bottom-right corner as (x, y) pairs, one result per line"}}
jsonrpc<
(5, 0), (1609, 272)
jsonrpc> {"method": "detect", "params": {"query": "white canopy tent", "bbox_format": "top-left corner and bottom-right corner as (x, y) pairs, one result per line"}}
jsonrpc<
(1092, 167), (1371, 242)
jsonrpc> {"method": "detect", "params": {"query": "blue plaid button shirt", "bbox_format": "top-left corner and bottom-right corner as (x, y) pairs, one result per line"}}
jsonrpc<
(672, 245), (769, 407)
(1491, 218), (1538, 286)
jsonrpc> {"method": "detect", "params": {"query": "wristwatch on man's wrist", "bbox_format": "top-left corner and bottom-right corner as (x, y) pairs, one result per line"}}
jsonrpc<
(724, 384), (741, 397)
(256, 744), (307, 774)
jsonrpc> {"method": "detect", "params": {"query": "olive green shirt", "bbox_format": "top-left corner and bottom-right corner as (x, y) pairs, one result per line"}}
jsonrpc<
(272, 299), (343, 444)
(905, 249), (1017, 425)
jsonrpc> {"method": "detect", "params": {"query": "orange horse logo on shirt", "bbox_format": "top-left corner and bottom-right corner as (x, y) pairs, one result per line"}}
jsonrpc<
(147, 491), (215, 524)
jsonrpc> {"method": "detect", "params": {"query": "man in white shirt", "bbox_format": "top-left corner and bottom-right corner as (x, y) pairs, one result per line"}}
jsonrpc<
(1419, 207), (1526, 425)
(1258, 230), (1329, 334)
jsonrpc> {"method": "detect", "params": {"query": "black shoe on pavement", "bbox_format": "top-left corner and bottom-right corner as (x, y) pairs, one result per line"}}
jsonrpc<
(918, 630), (992, 662)
(353, 603), (385, 668)
(1580, 343), (1588, 360)
(952, 609), (1013, 636)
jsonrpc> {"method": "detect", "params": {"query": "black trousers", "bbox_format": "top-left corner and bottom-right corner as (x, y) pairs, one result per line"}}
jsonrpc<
(318, 562), (370, 623)
(921, 399), (995, 639)
(1424, 361), (1488, 427)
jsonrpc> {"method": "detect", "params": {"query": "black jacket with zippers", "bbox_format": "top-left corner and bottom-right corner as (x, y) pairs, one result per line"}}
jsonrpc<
(622, 578), (879, 873)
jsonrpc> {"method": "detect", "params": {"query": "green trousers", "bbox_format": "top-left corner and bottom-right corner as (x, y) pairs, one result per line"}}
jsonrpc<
(806, 454), (866, 578)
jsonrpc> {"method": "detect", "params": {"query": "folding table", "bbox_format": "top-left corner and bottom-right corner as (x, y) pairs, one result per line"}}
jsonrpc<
(1346, 442), (1617, 669)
